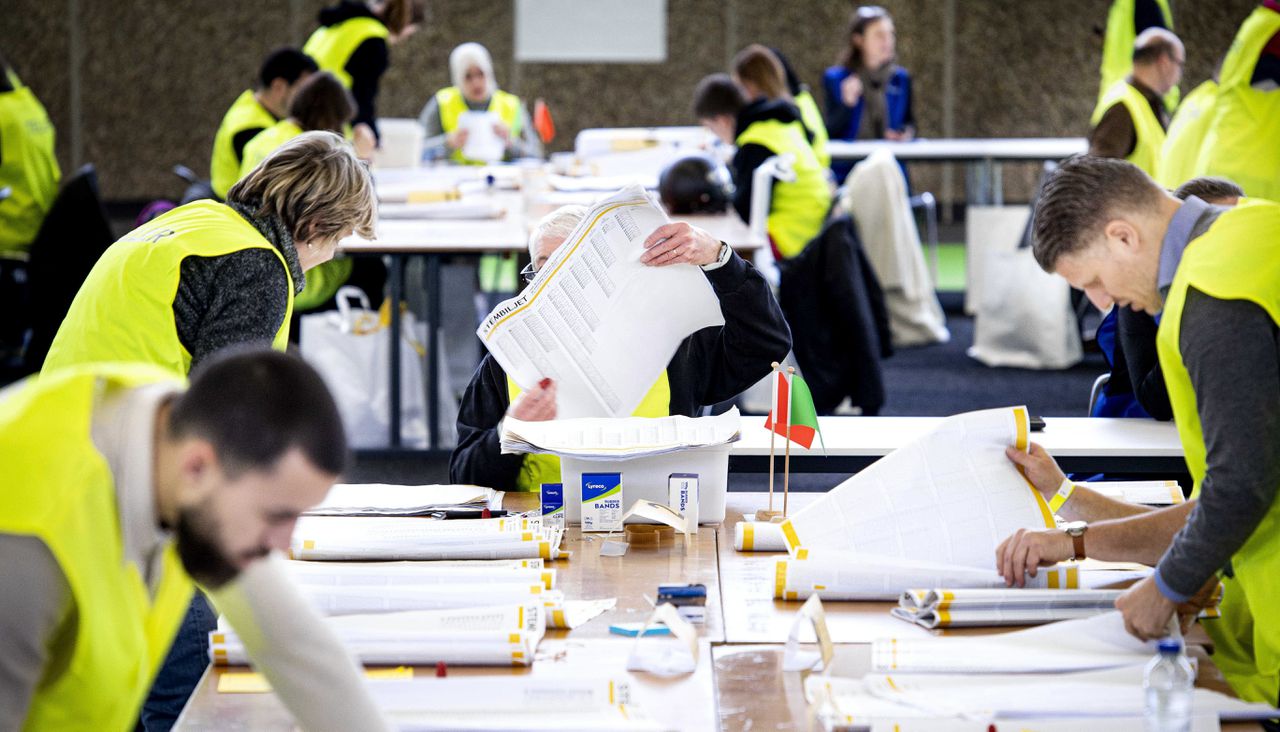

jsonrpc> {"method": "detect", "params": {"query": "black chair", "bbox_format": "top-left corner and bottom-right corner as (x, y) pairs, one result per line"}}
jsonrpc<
(21, 164), (115, 374)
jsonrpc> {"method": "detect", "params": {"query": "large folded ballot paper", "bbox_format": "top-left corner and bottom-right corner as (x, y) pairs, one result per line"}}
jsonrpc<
(289, 514), (564, 561)
(892, 587), (1125, 629)
(477, 184), (725, 419)
(502, 408), (741, 524)
(304, 483), (503, 517)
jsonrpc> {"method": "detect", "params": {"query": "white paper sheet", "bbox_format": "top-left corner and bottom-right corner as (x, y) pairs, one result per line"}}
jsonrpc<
(285, 560), (554, 589)
(733, 519), (790, 552)
(459, 111), (506, 163)
(290, 516), (561, 561)
(1080, 479), (1186, 505)
(501, 408), (740, 459)
(892, 588), (1125, 629)
(779, 406), (1054, 569)
(378, 200), (506, 220)
(299, 584), (557, 615)
(304, 483), (502, 516)
(477, 184), (725, 418)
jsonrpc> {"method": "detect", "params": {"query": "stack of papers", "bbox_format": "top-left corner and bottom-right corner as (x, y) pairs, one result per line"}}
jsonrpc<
(378, 201), (506, 220)
(1080, 479), (1185, 505)
(304, 483), (502, 517)
(501, 408), (741, 459)
(892, 588), (1124, 629)
(289, 515), (563, 561)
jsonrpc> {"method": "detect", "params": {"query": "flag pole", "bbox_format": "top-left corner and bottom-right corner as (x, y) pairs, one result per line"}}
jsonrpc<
(784, 367), (795, 517)
(768, 361), (779, 513)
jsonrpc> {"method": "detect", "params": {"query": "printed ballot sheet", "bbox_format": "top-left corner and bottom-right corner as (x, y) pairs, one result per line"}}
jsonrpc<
(478, 184), (724, 418)
(779, 406), (1054, 569)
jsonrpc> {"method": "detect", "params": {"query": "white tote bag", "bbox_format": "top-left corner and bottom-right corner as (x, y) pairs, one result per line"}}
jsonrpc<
(300, 287), (435, 448)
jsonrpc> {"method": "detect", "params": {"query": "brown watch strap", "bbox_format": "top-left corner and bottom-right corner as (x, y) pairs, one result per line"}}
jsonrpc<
(1072, 532), (1086, 561)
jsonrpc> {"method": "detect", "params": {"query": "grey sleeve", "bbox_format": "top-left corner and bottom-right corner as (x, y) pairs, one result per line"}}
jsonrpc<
(418, 96), (449, 160)
(173, 249), (290, 372)
(1155, 288), (1280, 598)
(0, 534), (72, 730)
(507, 105), (543, 160)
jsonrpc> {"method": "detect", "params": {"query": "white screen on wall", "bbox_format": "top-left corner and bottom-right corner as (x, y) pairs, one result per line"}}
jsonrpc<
(514, 0), (667, 63)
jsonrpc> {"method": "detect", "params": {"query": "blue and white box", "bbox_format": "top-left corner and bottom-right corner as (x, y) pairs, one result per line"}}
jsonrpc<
(668, 473), (699, 532)
(581, 472), (623, 532)
(540, 483), (564, 529)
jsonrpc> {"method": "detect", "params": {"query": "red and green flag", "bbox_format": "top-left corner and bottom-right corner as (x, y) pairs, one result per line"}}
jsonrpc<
(763, 369), (824, 450)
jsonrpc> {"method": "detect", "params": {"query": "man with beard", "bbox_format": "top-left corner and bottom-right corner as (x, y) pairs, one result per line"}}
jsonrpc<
(0, 350), (392, 731)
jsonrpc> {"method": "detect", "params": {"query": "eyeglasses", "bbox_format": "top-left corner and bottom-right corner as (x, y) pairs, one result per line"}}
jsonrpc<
(520, 262), (538, 284)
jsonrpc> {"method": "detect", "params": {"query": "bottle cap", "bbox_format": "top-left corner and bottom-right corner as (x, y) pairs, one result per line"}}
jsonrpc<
(1157, 638), (1184, 654)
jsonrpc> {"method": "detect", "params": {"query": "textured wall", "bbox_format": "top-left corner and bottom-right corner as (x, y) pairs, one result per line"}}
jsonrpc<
(0, 0), (1258, 203)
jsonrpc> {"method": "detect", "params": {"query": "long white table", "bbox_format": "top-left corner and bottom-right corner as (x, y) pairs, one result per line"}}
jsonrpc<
(729, 415), (1186, 477)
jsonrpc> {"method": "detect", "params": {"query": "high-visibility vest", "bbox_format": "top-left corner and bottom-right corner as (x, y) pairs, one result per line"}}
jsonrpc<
(435, 86), (523, 165)
(43, 200), (293, 375)
(1156, 80), (1218, 190)
(793, 90), (831, 169)
(1091, 80), (1167, 177)
(1193, 6), (1280, 202)
(1099, 0), (1178, 110)
(210, 90), (277, 200)
(239, 119), (304, 179)
(505, 372), (672, 492)
(303, 16), (389, 89)
(0, 364), (195, 731)
(1157, 199), (1280, 702)
(0, 70), (61, 253)
(735, 118), (830, 258)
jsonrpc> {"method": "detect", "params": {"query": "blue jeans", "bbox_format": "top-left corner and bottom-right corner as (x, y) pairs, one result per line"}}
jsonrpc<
(135, 591), (217, 731)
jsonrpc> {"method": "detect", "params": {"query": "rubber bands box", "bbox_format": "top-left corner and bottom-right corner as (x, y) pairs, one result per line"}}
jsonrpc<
(500, 409), (741, 525)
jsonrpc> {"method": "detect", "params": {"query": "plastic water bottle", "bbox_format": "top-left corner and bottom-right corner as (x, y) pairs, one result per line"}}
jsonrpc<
(1144, 638), (1195, 732)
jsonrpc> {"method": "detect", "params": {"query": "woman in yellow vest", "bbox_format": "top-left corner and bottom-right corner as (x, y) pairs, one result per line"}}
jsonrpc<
(0, 57), (60, 254)
(693, 72), (830, 260)
(732, 45), (831, 173)
(239, 72), (377, 316)
(419, 42), (542, 164)
(303, 0), (423, 142)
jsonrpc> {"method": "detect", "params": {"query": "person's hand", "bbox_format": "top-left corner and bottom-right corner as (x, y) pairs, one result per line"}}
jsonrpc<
(1005, 442), (1067, 502)
(996, 528), (1073, 587)
(493, 121), (511, 142)
(1174, 576), (1223, 634)
(1116, 575), (1178, 640)
(507, 378), (556, 421)
(640, 222), (723, 267)
(446, 129), (469, 150)
(840, 75), (863, 107)
(884, 127), (914, 142)
(352, 124), (376, 161)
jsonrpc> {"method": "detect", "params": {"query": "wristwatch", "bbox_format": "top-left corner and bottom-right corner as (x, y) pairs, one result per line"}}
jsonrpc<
(700, 241), (732, 271)
(1062, 521), (1088, 561)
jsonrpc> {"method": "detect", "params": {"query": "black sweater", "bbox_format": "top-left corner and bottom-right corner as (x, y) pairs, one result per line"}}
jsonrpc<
(315, 1), (389, 137)
(450, 252), (792, 490)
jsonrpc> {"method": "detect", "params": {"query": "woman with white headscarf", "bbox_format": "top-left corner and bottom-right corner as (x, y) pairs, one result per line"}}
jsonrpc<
(418, 42), (542, 163)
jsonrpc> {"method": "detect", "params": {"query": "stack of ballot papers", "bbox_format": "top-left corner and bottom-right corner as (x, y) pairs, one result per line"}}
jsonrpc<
(478, 184), (725, 419)
(289, 515), (564, 561)
(304, 483), (503, 517)
(804, 661), (1280, 730)
(370, 675), (666, 731)
(892, 588), (1124, 629)
(1080, 479), (1186, 505)
(502, 407), (740, 459)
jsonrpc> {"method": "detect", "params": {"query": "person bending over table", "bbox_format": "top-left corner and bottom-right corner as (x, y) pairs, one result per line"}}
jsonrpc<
(993, 155), (1280, 707)
(450, 205), (792, 492)
(0, 350), (392, 732)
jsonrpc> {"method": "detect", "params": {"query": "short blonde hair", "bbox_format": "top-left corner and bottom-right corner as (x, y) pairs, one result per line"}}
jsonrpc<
(227, 130), (376, 242)
(528, 204), (588, 260)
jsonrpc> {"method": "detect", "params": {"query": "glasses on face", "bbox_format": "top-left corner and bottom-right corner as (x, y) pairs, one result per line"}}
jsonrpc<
(520, 261), (538, 284)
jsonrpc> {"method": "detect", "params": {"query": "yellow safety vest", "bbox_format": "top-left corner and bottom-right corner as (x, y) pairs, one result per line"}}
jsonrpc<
(1157, 199), (1280, 703)
(1155, 80), (1218, 190)
(1091, 80), (1167, 178)
(435, 86), (523, 165)
(0, 364), (195, 732)
(43, 200), (294, 375)
(735, 118), (830, 259)
(239, 119), (303, 178)
(210, 90), (277, 200)
(303, 16), (389, 89)
(794, 90), (831, 169)
(0, 70), (61, 253)
(1193, 6), (1280, 202)
(1099, 0), (1178, 110)
(505, 372), (672, 492)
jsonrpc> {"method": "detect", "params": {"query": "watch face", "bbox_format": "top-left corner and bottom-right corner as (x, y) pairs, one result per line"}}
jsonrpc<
(1063, 521), (1087, 536)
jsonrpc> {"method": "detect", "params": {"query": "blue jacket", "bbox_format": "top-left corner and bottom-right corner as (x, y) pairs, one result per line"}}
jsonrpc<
(822, 64), (913, 141)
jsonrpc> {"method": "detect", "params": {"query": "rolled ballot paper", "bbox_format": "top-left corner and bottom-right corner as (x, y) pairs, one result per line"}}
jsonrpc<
(733, 520), (788, 551)
(289, 515), (562, 561)
(209, 603), (546, 667)
(285, 559), (556, 590)
(299, 583), (557, 616)
(891, 588), (1125, 629)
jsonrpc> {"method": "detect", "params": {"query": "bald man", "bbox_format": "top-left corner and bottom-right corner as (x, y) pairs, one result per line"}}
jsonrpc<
(1089, 27), (1185, 175)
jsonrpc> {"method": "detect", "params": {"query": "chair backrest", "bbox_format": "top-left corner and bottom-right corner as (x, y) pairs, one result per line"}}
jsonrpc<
(22, 164), (115, 373)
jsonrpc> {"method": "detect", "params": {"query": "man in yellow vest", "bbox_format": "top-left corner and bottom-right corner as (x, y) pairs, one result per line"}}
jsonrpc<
(1099, 0), (1178, 110)
(1156, 78), (1219, 191)
(1090, 28), (1183, 177)
(451, 205), (792, 492)
(0, 350), (391, 731)
(0, 56), (60, 255)
(993, 155), (1280, 706)
(693, 73), (830, 259)
(209, 47), (317, 200)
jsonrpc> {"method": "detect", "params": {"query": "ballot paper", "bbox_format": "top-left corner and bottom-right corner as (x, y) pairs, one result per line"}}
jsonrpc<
(733, 517), (788, 551)
(209, 604), (545, 667)
(372, 676), (665, 731)
(459, 111), (506, 163)
(779, 406), (1054, 569)
(870, 611), (1160, 674)
(502, 408), (740, 459)
(891, 588), (1125, 629)
(378, 200), (506, 220)
(478, 184), (724, 418)
(804, 667), (1280, 728)
(304, 483), (502, 517)
(1080, 479), (1186, 505)
(299, 583), (557, 615)
(285, 559), (555, 589)
(289, 516), (562, 561)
